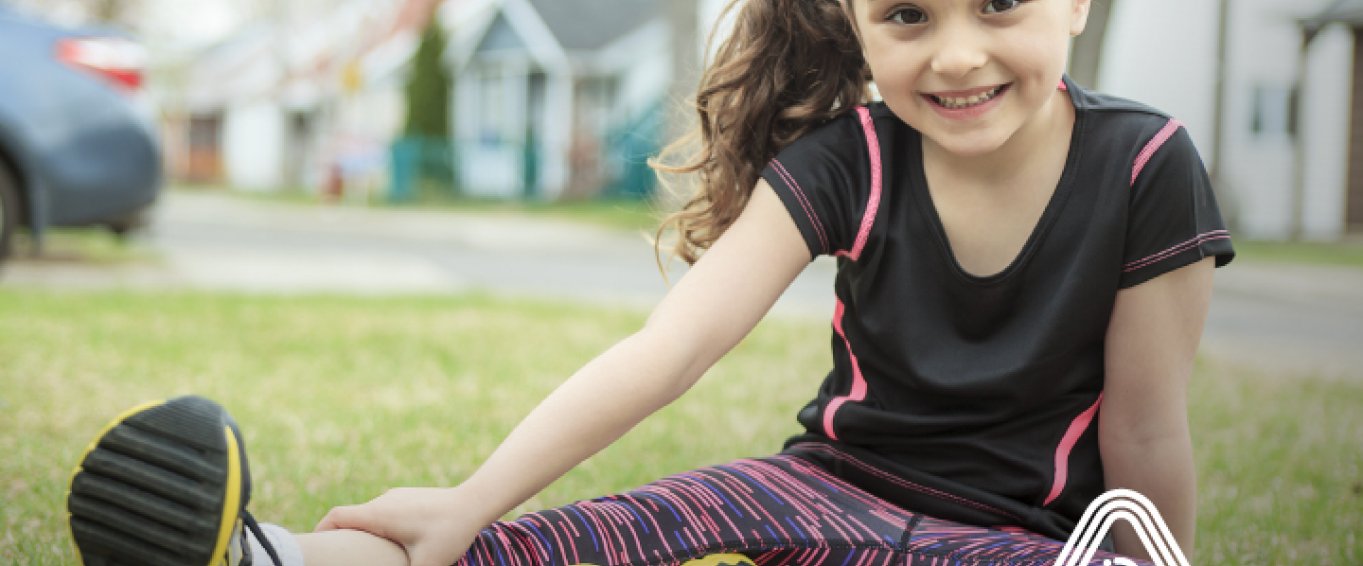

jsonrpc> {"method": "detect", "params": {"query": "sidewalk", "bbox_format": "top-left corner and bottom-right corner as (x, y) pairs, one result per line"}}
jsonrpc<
(1202, 260), (1363, 380)
(0, 191), (838, 315)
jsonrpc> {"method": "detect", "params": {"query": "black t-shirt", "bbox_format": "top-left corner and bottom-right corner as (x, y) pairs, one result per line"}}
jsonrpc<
(761, 77), (1234, 540)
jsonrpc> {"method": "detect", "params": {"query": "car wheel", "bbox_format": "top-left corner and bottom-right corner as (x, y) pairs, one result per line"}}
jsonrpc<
(107, 208), (150, 238)
(0, 162), (19, 262)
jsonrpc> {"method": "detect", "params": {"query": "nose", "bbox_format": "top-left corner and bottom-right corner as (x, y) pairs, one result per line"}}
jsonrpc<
(928, 24), (988, 79)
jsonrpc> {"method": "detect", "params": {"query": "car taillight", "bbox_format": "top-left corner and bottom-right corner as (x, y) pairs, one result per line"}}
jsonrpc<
(56, 37), (147, 93)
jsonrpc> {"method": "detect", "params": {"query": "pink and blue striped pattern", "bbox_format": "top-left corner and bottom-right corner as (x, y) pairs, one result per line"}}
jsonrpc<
(454, 454), (1146, 566)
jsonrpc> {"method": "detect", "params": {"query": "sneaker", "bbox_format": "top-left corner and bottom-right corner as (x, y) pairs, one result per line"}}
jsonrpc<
(67, 395), (282, 566)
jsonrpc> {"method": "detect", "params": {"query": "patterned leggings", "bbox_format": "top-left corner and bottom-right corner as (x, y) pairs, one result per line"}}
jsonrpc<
(453, 449), (1141, 566)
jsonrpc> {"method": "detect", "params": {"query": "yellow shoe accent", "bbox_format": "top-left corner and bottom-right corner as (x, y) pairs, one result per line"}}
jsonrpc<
(210, 424), (244, 566)
(679, 554), (756, 566)
(571, 554), (756, 566)
(65, 399), (165, 566)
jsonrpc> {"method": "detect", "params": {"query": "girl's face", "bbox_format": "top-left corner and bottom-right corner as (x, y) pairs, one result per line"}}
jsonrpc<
(850, 0), (1090, 157)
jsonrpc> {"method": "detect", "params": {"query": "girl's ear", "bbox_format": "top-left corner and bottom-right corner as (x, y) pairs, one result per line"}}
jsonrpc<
(1070, 0), (1093, 36)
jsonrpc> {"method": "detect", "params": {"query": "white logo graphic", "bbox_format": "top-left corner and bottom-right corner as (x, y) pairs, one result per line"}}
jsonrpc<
(1053, 489), (1191, 566)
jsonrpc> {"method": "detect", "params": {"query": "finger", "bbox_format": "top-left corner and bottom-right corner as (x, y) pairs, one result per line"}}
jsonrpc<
(314, 505), (360, 532)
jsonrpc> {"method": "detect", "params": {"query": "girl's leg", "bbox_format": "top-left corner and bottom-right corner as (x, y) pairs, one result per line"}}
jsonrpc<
(456, 452), (1148, 566)
(291, 530), (408, 566)
(67, 396), (1143, 565)
(453, 454), (915, 565)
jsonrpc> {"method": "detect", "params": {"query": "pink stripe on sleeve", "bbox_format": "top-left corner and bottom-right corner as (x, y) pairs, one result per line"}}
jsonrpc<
(1043, 394), (1103, 506)
(1131, 119), (1184, 187)
(1123, 230), (1231, 272)
(822, 299), (869, 440)
(834, 106), (883, 262)
(771, 159), (830, 254)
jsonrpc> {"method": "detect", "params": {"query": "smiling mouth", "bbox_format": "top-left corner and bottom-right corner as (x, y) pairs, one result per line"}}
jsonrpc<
(927, 84), (1011, 110)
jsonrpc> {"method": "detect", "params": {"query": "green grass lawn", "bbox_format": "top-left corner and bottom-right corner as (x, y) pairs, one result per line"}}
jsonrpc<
(1, 291), (1359, 564)
(10, 228), (159, 265)
(1233, 240), (1363, 270)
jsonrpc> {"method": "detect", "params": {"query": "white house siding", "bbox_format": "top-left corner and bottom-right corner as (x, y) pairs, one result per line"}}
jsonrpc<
(541, 71), (574, 200)
(222, 101), (287, 190)
(606, 20), (672, 122)
(1101, 0), (1352, 240)
(1097, 0), (1219, 152)
(457, 57), (535, 198)
(1302, 26), (1352, 240)
(700, 0), (736, 60)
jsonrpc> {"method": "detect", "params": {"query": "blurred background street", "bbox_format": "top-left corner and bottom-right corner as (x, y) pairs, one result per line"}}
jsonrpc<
(4, 188), (1361, 381)
(2, 189), (839, 312)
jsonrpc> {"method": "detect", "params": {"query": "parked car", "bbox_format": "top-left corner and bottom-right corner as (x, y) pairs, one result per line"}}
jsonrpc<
(0, 3), (161, 262)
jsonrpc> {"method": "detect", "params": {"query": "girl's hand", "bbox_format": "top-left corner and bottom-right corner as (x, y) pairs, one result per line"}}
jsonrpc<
(315, 486), (484, 566)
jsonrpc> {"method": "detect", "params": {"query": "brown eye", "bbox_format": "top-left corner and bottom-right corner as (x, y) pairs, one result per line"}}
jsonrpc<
(983, 0), (1021, 14)
(889, 6), (928, 24)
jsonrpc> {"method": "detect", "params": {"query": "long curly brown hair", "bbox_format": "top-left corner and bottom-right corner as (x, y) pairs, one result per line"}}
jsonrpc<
(651, 0), (871, 266)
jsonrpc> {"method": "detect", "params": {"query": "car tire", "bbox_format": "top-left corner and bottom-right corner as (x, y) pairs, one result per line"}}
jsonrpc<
(0, 161), (19, 262)
(107, 208), (150, 238)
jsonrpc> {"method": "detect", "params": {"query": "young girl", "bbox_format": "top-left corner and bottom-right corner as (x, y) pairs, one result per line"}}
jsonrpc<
(66, 0), (1232, 564)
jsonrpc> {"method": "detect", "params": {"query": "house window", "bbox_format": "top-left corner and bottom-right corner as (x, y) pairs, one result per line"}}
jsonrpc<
(1251, 84), (1297, 137)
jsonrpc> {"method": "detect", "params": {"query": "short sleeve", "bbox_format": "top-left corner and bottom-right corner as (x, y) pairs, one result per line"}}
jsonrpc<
(1120, 122), (1235, 288)
(759, 114), (872, 260)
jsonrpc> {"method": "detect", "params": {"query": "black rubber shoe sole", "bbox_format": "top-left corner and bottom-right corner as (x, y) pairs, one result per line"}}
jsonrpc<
(68, 396), (246, 566)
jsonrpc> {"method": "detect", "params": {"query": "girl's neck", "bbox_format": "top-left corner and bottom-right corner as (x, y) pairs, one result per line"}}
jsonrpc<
(922, 89), (1075, 185)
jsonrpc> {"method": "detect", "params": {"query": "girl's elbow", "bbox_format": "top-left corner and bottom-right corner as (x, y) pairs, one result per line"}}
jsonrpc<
(1100, 418), (1191, 453)
(627, 325), (718, 399)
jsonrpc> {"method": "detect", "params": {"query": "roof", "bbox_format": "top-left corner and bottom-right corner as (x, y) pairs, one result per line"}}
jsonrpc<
(1303, 0), (1363, 32)
(526, 0), (661, 51)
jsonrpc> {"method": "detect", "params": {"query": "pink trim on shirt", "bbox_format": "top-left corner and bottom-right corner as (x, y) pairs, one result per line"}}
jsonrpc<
(822, 299), (868, 441)
(1123, 230), (1231, 273)
(1044, 393), (1103, 506)
(834, 106), (883, 261)
(1131, 119), (1184, 187)
(771, 158), (830, 254)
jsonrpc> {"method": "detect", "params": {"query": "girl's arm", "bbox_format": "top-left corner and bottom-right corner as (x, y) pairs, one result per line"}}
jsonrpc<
(1100, 257), (1215, 562)
(317, 182), (813, 565)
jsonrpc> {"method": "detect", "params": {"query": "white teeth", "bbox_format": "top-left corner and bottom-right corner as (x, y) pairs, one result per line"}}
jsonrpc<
(935, 86), (1002, 109)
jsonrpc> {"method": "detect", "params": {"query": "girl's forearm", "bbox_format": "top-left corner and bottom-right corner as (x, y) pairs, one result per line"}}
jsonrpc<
(1101, 430), (1197, 562)
(453, 327), (705, 526)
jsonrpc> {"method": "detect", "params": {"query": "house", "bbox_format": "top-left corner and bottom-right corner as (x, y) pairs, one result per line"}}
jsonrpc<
(449, 0), (670, 200)
(1300, 0), (1363, 238)
(165, 0), (450, 198)
(1098, 0), (1360, 241)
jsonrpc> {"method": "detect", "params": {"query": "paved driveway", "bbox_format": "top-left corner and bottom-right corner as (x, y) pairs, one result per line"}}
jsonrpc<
(3, 190), (1360, 379)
